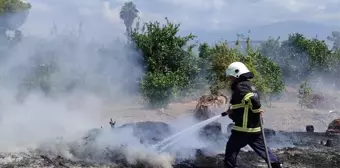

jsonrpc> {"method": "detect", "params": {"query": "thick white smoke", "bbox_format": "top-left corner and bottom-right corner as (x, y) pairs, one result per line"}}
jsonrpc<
(2, 1), (327, 167)
(0, 0), (143, 153)
(0, 1), (217, 167)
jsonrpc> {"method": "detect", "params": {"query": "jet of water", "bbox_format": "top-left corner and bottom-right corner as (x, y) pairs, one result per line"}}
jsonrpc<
(158, 132), (186, 152)
(152, 115), (222, 151)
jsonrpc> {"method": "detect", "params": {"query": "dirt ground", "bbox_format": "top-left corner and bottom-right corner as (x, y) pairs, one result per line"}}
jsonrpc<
(100, 97), (339, 133)
(2, 86), (340, 168)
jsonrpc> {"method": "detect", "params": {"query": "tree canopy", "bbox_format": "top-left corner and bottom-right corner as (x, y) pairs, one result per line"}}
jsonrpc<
(0, 0), (31, 14)
(116, 1), (340, 108)
(130, 17), (287, 107)
(4, 1), (340, 109)
(120, 1), (139, 37)
(131, 18), (199, 108)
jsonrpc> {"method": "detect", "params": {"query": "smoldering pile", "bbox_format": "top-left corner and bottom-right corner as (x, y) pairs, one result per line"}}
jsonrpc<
(1, 121), (340, 168)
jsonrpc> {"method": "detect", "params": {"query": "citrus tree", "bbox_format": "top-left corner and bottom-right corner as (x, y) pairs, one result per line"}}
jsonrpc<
(298, 80), (312, 110)
(131, 18), (199, 108)
(0, 0), (31, 14)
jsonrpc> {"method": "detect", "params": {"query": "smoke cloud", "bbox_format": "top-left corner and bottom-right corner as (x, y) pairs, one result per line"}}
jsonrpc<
(2, 1), (338, 167)
(0, 0), (143, 153)
(0, 1), (223, 167)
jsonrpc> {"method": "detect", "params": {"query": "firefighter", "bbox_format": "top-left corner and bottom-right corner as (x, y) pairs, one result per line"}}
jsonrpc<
(221, 62), (283, 168)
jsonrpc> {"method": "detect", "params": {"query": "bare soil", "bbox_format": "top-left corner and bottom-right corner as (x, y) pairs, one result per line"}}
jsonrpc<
(1, 87), (340, 168)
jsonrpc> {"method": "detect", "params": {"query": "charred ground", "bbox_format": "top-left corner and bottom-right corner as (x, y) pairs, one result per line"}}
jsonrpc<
(1, 120), (340, 168)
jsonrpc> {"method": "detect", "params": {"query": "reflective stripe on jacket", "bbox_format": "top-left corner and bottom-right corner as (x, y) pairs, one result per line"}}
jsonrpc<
(230, 92), (261, 133)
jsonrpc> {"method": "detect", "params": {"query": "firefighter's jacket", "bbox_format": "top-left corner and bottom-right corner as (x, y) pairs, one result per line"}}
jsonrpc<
(229, 75), (262, 133)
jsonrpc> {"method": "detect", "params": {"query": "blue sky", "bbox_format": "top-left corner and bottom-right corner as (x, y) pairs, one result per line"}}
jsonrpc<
(22, 0), (340, 39)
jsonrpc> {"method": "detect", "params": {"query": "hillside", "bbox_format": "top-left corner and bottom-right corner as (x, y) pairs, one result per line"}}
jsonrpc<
(183, 20), (339, 44)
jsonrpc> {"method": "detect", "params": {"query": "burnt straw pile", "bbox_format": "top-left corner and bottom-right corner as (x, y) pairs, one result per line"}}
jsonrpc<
(1, 121), (340, 168)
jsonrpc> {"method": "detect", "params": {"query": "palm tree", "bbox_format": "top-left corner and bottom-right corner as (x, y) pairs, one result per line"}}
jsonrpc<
(119, 1), (139, 36)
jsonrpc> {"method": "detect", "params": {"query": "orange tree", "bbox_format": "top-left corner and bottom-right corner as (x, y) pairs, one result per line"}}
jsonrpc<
(198, 37), (284, 104)
(0, 0), (31, 14)
(130, 18), (199, 108)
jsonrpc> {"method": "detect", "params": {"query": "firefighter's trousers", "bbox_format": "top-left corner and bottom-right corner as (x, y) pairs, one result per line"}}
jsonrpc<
(224, 130), (282, 168)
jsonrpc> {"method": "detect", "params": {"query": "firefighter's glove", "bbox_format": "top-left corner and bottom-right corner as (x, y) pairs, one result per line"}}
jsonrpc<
(221, 112), (228, 117)
(259, 109), (264, 116)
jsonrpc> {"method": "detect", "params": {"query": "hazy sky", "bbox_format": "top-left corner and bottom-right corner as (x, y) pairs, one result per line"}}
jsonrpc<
(22, 0), (340, 38)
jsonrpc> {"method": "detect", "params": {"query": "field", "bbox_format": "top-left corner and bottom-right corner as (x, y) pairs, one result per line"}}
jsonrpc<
(1, 1), (340, 168)
(1, 86), (340, 168)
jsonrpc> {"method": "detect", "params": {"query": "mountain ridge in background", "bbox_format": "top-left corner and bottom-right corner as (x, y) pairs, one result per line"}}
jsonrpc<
(181, 20), (340, 44)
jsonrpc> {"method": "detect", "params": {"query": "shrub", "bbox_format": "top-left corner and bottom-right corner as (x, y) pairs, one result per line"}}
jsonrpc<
(298, 80), (312, 110)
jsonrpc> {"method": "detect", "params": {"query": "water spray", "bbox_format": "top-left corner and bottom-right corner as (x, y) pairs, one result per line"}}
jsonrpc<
(158, 133), (185, 152)
(152, 115), (222, 151)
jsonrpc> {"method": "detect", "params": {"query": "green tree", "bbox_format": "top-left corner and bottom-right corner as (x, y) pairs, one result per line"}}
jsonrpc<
(259, 37), (281, 65)
(201, 37), (284, 98)
(197, 43), (212, 76)
(120, 1), (139, 37)
(325, 50), (340, 85)
(298, 80), (312, 110)
(0, 0), (31, 48)
(131, 18), (199, 108)
(0, 0), (31, 14)
(205, 41), (242, 92)
(327, 31), (340, 50)
(18, 57), (58, 102)
(260, 33), (332, 82)
(242, 38), (268, 95)
(278, 34), (311, 81)
(198, 42), (212, 60)
(195, 42), (213, 90)
(140, 71), (180, 108)
(254, 52), (284, 107)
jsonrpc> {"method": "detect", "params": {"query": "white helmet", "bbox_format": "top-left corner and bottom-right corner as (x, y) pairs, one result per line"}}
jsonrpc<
(225, 62), (250, 78)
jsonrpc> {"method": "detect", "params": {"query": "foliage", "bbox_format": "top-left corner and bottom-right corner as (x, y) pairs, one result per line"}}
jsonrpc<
(258, 37), (282, 75)
(0, 0), (31, 46)
(198, 38), (284, 104)
(120, 1), (139, 37)
(197, 42), (212, 77)
(22, 62), (57, 95)
(131, 18), (199, 108)
(327, 31), (340, 50)
(259, 33), (332, 82)
(7, 1), (340, 110)
(298, 81), (312, 110)
(291, 34), (329, 72)
(205, 41), (242, 92)
(252, 51), (284, 107)
(0, 0), (31, 14)
(242, 38), (270, 95)
(140, 72), (179, 108)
